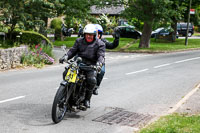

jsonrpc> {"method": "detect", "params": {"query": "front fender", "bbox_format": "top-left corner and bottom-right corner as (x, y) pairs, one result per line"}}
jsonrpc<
(60, 80), (68, 86)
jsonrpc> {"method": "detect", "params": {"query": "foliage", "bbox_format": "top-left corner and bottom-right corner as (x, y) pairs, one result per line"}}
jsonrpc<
(50, 18), (62, 40)
(97, 14), (118, 34)
(140, 113), (200, 133)
(51, 18), (62, 30)
(0, 0), (64, 43)
(121, 0), (174, 48)
(20, 31), (53, 47)
(98, 0), (199, 48)
(128, 18), (144, 31)
(0, 24), (8, 33)
(182, 0), (200, 25)
(61, 0), (97, 28)
(21, 44), (54, 68)
(0, 40), (16, 49)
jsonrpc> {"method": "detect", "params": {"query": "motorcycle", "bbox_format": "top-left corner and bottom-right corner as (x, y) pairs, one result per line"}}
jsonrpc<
(51, 57), (97, 123)
(61, 24), (74, 37)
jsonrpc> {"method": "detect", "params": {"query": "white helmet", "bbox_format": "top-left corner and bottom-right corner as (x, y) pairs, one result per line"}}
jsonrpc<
(95, 24), (103, 33)
(83, 24), (97, 35)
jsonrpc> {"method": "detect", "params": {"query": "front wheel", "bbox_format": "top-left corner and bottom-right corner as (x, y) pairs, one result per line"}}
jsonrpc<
(52, 85), (68, 123)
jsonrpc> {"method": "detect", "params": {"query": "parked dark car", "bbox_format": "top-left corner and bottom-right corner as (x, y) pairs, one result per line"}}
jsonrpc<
(113, 26), (141, 39)
(151, 27), (179, 38)
(177, 23), (194, 37)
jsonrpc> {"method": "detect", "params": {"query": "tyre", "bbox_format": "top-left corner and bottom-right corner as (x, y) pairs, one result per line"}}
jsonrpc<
(188, 32), (192, 37)
(51, 85), (68, 123)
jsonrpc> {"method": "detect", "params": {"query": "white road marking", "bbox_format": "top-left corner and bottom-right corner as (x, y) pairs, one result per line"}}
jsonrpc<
(125, 56), (200, 75)
(103, 77), (108, 80)
(105, 54), (152, 61)
(154, 63), (171, 68)
(0, 96), (26, 104)
(175, 57), (200, 64)
(125, 69), (149, 75)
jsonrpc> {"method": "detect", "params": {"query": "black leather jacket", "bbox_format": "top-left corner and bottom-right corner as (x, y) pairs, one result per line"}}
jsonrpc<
(67, 37), (105, 65)
(101, 38), (119, 49)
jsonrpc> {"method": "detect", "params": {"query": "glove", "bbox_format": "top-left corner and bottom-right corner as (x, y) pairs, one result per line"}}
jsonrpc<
(96, 62), (102, 73)
(59, 55), (68, 64)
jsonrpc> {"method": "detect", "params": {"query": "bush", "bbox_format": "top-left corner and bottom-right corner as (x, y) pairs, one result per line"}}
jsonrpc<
(194, 26), (200, 32)
(50, 18), (62, 40)
(20, 31), (53, 47)
(21, 44), (54, 68)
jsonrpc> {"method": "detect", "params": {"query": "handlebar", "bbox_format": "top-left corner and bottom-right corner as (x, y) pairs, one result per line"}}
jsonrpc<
(79, 65), (97, 71)
(66, 58), (97, 71)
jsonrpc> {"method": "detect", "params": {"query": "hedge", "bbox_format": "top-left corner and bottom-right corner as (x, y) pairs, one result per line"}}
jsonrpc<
(20, 31), (53, 47)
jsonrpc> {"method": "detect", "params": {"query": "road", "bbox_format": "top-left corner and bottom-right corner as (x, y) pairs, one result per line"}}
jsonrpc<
(0, 49), (200, 133)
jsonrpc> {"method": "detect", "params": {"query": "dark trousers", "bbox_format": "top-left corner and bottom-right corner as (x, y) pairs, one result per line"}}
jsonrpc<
(96, 64), (105, 86)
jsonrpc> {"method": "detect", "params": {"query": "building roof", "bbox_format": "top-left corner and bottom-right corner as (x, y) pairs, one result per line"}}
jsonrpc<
(90, 5), (125, 15)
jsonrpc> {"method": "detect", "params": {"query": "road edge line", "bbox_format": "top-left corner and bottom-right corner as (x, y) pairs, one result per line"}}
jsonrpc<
(167, 83), (200, 114)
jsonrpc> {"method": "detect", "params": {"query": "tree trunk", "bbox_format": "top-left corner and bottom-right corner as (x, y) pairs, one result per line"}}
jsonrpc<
(139, 21), (153, 48)
(171, 20), (177, 42)
(9, 23), (16, 40)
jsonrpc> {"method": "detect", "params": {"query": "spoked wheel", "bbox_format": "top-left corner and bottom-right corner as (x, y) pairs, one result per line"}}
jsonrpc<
(52, 85), (69, 123)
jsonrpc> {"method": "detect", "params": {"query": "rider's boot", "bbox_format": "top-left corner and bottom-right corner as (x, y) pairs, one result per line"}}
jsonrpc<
(84, 100), (90, 108)
(84, 91), (92, 108)
(80, 87), (86, 101)
(93, 86), (99, 95)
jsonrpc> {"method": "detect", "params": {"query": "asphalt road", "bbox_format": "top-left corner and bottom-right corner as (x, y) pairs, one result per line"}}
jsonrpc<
(0, 49), (200, 133)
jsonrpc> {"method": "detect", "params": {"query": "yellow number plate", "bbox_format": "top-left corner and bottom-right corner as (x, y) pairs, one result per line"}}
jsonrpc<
(65, 69), (77, 83)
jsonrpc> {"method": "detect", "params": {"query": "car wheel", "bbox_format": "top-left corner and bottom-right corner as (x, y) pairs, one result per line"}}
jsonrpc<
(188, 32), (192, 37)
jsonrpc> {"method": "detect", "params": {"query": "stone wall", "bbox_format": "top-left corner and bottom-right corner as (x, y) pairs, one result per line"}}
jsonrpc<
(0, 46), (28, 71)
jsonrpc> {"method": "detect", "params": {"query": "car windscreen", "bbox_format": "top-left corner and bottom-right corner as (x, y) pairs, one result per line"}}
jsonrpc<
(154, 28), (164, 32)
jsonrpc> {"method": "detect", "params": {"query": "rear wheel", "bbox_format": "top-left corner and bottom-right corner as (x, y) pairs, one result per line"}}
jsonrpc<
(52, 85), (69, 123)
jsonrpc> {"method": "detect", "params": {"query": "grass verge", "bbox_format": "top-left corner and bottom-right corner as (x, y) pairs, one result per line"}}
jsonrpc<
(54, 37), (200, 53)
(53, 37), (78, 48)
(140, 113), (200, 133)
(193, 32), (200, 36)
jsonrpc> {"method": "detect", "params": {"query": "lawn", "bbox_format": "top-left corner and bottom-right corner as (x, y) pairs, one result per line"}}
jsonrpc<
(125, 39), (200, 53)
(53, 37), (78, 48)
(193, 31), (200, 36)
(140, 113), (200, 133)
(53, 37), (200, 53)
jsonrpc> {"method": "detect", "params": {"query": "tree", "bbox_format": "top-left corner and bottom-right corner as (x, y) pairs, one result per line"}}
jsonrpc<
(0, 0), (62, 39)
(61, 0), (97, 28)
(182, 0), (200, 26)
(168, 0), (200, 42)
(165, 0), (187, 42)
(122, 0), (173, 48)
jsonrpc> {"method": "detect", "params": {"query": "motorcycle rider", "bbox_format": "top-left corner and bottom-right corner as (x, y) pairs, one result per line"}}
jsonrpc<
(93, 24), (120, 95)
(59, 24), (105, 108)
(78, 24), (83, 37)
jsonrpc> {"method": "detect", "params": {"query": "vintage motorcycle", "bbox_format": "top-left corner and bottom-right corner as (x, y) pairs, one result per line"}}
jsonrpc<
(51, 57), (97, 123)
(61, 24), (73, 37)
